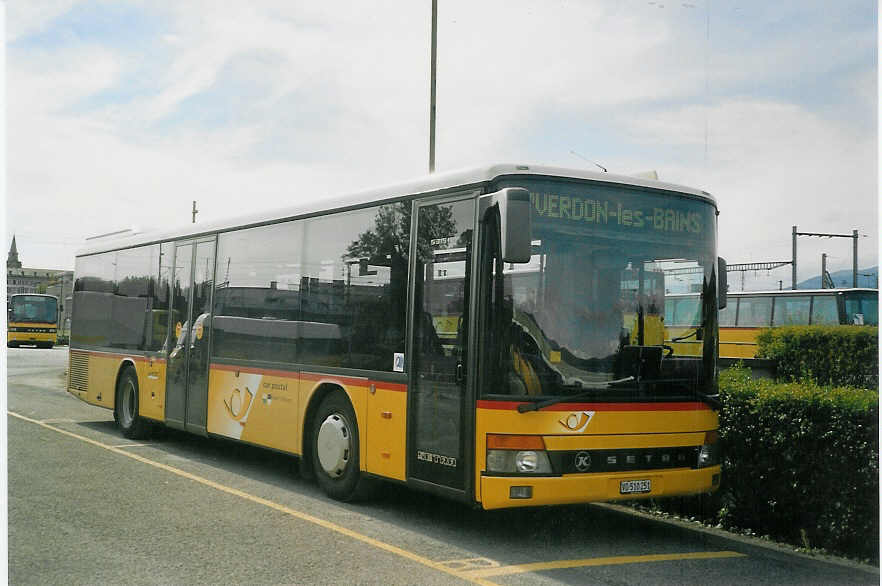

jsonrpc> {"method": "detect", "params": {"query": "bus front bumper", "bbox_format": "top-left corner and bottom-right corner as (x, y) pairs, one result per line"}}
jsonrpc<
(480, 465), (721, 510)
(8, 331), (56, 344)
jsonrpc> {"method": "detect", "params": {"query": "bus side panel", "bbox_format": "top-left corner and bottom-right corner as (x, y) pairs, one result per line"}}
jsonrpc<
(139, 358), (166, 422)
(365, 384), (407, 481)
(90, 353), (123, 409)
(206, 365), (300, 455)
(719, 327), (760, 359)
(474, 403), (719, 508)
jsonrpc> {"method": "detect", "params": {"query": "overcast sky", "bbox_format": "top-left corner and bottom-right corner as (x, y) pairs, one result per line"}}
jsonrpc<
(5, 1), (878, 290)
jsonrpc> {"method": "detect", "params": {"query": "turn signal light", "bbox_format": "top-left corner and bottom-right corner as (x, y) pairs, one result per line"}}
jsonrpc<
(487, 434), (546, 450)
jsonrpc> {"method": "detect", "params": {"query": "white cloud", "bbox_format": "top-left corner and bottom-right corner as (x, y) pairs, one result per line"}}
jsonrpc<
(619, 99), (877, 285)
(6, 0), (81, 42)
(5, 0), (877, 284)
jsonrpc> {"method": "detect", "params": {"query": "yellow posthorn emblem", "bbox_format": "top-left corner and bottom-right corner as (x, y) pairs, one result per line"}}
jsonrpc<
(559, 411), (595, 433)
(224, 386), (254, 424)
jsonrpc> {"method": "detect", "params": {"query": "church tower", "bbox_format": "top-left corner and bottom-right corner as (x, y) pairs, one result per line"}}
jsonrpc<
(7, 235), (22, 269)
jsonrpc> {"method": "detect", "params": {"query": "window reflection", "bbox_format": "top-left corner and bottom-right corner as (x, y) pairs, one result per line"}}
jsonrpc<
(212, 203), (410, 370)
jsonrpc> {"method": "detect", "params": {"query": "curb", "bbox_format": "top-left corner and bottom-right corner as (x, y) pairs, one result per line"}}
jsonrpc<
(592, 502), (880, 577)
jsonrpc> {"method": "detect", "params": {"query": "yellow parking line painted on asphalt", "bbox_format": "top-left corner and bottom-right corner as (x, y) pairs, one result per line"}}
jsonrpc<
(463, 551), (747, 578)
(9, 411), (496, 586)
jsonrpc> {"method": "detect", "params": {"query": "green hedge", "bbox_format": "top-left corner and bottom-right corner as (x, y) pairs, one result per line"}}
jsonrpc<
(717, 368), (878, 561)
(645, 368), (879, 562)
(756, 325), (878, 388)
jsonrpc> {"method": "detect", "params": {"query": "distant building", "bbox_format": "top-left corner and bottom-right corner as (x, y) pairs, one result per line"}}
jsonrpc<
(7, 234), (22, 269)
(6, 236), (74, 341)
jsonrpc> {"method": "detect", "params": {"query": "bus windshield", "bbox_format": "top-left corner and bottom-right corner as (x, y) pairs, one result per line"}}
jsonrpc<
(9, 295), (58, 324)
(482, 178), (717, 400)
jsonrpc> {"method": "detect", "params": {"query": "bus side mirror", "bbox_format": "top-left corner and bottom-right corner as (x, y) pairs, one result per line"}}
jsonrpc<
(491, 187), (532, 263)
(718, 257), (728, 310)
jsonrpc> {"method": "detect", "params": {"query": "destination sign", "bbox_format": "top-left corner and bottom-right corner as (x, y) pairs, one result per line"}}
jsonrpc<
(530, 191), (703, 235)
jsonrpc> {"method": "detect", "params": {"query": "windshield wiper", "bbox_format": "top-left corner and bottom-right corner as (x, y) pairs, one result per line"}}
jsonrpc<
(670, 327), (700, 343)
(517, 376), (636, 413)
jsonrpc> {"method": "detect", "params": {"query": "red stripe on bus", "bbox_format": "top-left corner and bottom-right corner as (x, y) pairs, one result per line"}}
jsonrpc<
(476, 400), (711, 412)
(211, 363), (300, 378)
(300, 371), (408, 392)
(76, 350), (155, 363)
(210, 364), (407, 392)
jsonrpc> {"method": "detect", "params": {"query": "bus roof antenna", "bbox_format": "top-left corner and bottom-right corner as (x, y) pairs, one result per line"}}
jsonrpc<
(85, 228), (134, 241)
(570, 150), (607, 172)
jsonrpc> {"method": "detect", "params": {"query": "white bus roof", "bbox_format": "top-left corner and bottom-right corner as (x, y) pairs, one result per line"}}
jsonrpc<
(76, 163), (716, 257)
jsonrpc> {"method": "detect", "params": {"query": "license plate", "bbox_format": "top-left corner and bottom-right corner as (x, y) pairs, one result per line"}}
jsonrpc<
(620, 479), (651, 494)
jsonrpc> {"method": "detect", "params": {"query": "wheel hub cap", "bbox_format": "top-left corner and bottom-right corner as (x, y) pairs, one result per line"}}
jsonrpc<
(316, 413), (351, 477)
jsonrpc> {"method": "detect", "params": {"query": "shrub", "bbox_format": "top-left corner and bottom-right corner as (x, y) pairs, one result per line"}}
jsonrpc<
(717, 368), (879, 561)
(644, 368), (879, 562)
(756, 325), (878, 388)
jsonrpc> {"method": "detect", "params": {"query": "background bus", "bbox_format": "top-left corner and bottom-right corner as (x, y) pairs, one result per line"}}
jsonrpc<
(666, 288), (878, 360)
(7, 293), (59, 348)
(68, 164), (723, 509)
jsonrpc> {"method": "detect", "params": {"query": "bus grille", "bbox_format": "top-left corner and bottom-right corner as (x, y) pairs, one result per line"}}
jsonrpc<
(550, 446), (701, 474)
(69, 351), (89, 392)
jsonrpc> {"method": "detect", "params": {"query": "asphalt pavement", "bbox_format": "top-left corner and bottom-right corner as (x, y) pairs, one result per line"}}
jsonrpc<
(6, 346), (879, 585)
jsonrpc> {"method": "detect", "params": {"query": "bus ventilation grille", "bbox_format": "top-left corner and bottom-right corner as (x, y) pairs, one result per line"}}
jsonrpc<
(69, 351), (89, 392)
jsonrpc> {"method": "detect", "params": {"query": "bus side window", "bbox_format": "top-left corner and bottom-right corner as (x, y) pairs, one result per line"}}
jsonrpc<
(772, 296), (811, 326)
(718, 299), (737, 326)
(810, 295), (838, 325)
(737, 296), (772, 327)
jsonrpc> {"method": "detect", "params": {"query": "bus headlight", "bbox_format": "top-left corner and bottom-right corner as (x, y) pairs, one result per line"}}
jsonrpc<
(486, 435), (553, 475)
(697, 430), (720, 468)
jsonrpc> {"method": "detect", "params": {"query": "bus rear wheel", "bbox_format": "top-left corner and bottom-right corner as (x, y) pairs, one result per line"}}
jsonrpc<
(115, 368), (151, 440)
(311, 391), (374, 501)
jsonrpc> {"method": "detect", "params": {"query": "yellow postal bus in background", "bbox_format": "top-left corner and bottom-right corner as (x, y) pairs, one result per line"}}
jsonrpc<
(666, 288), (878, 360)
(7, 293), (59, 348)
(68, 164), (724, 508)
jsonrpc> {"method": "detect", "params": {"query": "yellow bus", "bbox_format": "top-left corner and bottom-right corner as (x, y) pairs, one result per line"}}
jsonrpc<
(7, 293), (59, 348)
(666, 288), (879, 360)
(68, 164), (723, 508)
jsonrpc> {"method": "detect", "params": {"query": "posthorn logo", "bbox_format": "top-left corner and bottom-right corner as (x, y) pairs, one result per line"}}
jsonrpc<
(559, 411), (595, 432)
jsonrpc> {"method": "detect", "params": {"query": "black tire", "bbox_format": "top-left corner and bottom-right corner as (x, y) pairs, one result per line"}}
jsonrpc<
(7, 341), (18, 348)
(311, 391), (374, 501)
(115, 368), (151, 439)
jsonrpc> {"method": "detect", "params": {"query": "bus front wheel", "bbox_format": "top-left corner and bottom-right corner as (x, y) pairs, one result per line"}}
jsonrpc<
(311, 391), (374, 501)
(115, 368), (151, 439)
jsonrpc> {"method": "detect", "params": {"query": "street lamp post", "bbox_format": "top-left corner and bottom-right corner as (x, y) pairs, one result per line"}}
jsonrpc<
(429, 0), (437, 173)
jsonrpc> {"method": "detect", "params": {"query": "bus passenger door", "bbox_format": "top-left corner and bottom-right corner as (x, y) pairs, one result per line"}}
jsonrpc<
(165, 238), (216, 434)
(407, 196), (476, 495)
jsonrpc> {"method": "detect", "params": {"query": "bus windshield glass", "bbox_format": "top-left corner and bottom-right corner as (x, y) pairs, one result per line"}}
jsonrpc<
(482, 178), (717, 400)
(9, 295), (58, 324)
(842, 291), (878, 325)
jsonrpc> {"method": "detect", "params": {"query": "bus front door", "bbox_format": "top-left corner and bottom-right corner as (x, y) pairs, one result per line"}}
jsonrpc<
(407, 196), (476, 495)
(165, 238), (216, 434)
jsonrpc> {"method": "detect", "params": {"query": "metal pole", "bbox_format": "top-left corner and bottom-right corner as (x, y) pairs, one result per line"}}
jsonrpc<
(821, 253), (827, 288)
(192, 201), (198, 224)
(791, 225), (797, 289)
(852, 229), (858, 287)
(428, 0), (437, 173)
